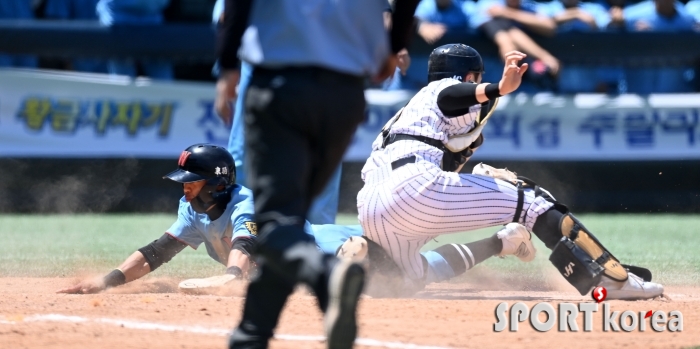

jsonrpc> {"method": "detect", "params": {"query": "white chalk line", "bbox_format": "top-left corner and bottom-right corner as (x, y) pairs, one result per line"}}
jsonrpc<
(0, 313), (453, 349)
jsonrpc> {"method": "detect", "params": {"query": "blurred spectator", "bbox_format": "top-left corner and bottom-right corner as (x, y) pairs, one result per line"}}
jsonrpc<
(624, 0), (696, 31)
(43, 0), (108, 73)
(382, 3), (412, 90)
(471, 0), (556, 36)
(97, 0), (170, 25)
(543, 0), (611, 32)
(212, 0), (223, 24)
(471, 0), (560, 88)
(44, 0), (100, 19)
(687, 0), (700, 27)
(415, 0), (470, 44)
(0, 0), (39, 68)
(623, 0), (696, 93)
(537, 0), (624, 93)
(381, 49), (411, 90)
(593, 0), (627, 30)
(96, 0), (173, 80)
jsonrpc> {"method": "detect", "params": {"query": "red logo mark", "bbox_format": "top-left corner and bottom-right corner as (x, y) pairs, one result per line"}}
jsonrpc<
(178, 151), (191, 167)
(591, 286), (607, 303)
(645, 310), (653, 318)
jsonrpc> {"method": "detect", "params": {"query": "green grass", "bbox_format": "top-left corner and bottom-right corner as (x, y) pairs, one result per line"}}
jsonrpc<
(1, 213), (698, 286)
(0, 214), (218, 279)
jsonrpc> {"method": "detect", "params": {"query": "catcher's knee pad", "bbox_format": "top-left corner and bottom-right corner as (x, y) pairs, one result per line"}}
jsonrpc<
(472, 163), (556, 223)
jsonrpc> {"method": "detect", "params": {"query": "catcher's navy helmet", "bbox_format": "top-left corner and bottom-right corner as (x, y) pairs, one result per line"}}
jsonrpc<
(164, 143), (236, 186)
(428, 44), (484, 82)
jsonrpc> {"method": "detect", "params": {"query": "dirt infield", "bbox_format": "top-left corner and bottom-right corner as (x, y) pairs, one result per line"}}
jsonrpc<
(0, 277), (698, 349)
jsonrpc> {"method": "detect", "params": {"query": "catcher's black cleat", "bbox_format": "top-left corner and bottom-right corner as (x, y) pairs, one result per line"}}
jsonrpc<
(324, 260), (366, 349)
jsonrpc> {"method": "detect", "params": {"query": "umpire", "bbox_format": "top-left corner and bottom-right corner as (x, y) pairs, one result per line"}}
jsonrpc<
(215, 0), (419, 348)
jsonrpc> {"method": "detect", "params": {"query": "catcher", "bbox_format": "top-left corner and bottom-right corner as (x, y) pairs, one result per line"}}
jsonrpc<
(355, 43), (664, 300)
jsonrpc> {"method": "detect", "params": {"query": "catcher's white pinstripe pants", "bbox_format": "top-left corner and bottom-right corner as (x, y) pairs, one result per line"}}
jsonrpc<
(357, 160), (553, 280)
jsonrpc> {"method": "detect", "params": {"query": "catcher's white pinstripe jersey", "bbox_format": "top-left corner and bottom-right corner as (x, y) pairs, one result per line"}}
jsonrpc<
(357, 78), (554, 280)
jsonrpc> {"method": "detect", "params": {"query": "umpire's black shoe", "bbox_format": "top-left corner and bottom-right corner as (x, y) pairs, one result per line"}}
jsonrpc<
(229, 327), (269, 349)
(324, 259), (366, 349)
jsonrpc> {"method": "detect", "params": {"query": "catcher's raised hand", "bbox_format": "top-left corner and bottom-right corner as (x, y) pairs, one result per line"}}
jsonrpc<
(57, 278), (105, 294)
(498, 51), (529, 95)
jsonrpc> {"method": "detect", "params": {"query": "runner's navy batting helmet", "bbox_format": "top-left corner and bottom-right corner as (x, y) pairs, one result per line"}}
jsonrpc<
(164, 144), (237, 215)
(428, 44), (484, 82)
(164, 143), (236, 186)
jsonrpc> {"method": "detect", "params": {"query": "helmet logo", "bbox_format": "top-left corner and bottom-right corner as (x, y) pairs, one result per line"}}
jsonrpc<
(452, 75), (463, 81)
(178, 151), (191, 167)
(214, 166), (228, 176)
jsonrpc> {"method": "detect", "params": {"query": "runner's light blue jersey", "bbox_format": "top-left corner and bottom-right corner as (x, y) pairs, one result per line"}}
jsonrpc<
(166, 185), (256, 265)
(305, 222), (364, 255)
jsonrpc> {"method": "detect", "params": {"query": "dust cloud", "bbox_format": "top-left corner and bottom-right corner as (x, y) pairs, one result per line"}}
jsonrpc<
(33, 158), (139, 213)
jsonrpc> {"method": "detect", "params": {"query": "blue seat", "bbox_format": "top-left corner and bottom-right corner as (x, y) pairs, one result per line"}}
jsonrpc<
(559, 65), (626, 94)
(625, 67), (695, 94)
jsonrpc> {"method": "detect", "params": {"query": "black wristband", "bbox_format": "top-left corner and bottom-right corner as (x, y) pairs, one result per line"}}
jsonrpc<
(226, 266), (243, 278)
(484, 83), (502, 100)
(103, 269), (126, 289)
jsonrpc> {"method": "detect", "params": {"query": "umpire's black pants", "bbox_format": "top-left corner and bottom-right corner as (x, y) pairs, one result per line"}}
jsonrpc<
(230, 66), (366, 348)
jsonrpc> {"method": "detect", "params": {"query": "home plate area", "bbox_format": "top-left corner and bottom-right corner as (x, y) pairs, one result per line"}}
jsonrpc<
(0, 278), (698, 349)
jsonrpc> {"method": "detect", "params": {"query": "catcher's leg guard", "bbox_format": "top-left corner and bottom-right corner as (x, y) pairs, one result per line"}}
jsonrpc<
(560, 213), (628, 282)
(533, 206), (655, 296)
(548, 236), (605, 295)
(474, 166), (653, 292)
